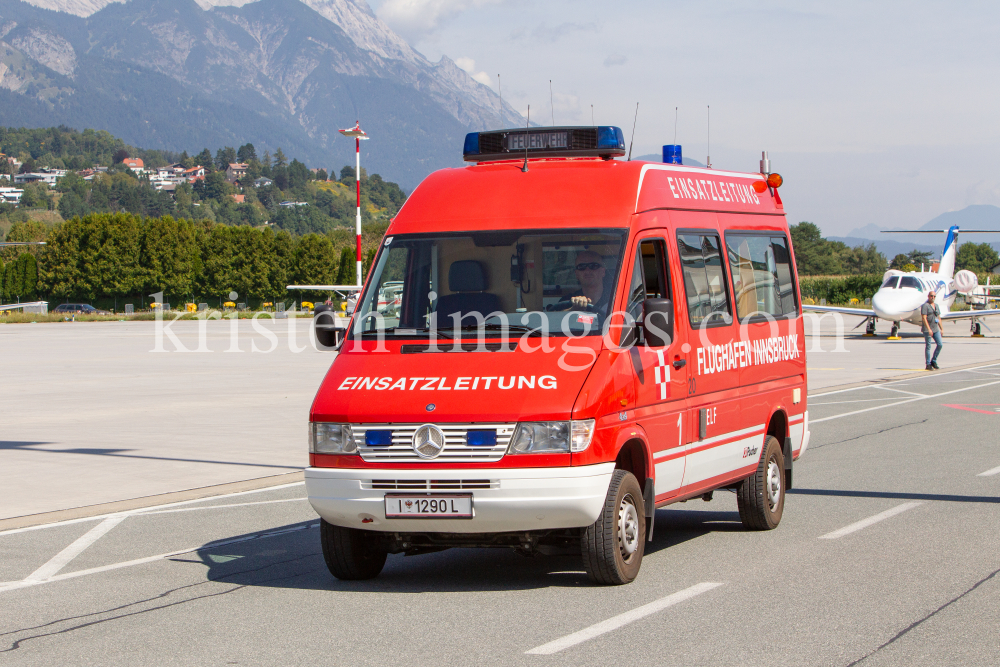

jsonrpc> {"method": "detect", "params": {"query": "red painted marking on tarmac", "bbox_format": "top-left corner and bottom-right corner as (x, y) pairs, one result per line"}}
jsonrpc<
(942, 404), (1000, 415)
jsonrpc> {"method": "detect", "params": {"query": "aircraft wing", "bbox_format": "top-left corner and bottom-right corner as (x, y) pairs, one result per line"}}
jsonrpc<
(801, 305), (875, 317)
(942, 309), (1000, 320)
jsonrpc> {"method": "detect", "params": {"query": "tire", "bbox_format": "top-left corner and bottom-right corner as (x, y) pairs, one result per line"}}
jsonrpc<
(320, 519), (388, 580)
(581, 469), (645, 585)
(736, 435), (785, 530)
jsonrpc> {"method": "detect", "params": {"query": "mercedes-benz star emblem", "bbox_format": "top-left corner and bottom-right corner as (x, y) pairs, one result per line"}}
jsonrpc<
(412, 424), (446, 459)
(426, 403), (435, 412)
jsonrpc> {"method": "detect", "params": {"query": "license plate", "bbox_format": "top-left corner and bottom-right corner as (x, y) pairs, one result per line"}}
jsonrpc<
(385, 494), (473, 518)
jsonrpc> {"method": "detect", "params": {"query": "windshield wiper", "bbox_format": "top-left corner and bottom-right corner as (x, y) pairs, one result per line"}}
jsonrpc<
(457, 323), (541, 335)
(360, 327), (453, 338)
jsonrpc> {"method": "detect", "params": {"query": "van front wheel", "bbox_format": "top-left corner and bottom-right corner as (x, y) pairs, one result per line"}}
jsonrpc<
(320, 520), (388, 580)
(582, 469), (645, 585)
(736, 435), (785, 530)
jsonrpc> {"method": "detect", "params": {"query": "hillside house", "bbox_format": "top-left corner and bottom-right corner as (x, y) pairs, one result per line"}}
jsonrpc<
(226, 163), (248, 183)
(0, 187), (23, 204)
(122, 158), (145, 173)
(253, 177), (273, 188)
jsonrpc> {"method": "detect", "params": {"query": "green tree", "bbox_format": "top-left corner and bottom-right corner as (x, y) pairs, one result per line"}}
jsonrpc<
(889, 253), (910, 270)
(907, 250), (933, 268)
(237, 143), (257, 163)
(335, 246), (353, 285)
(294, 234), (337, 290)
(215, 146), (237, 171)
(956, 242), (999, 274)
(839, 243), (886, 275)
(195, 148), (214, 172)
(789, 222), (842, 275)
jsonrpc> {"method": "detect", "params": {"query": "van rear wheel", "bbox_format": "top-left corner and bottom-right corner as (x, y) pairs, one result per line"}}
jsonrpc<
(582, 469), (645, 585)
(320, 519), (388, 580)
(736, 435), (785, 530)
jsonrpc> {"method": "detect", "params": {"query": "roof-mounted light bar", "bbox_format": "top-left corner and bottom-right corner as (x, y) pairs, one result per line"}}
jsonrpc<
(463, 126), (626, 162)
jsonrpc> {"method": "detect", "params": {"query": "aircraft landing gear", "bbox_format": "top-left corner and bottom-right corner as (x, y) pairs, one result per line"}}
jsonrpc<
(972, 320), (984, 337)
(864, 317), (877, 336)
(888, 322), (900, 340)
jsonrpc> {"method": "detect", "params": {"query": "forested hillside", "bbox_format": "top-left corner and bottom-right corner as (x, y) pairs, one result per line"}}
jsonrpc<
(0, 126), (407, 236)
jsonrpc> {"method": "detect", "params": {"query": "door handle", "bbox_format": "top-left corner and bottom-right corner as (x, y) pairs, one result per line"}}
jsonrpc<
(673, 359), (687, 369)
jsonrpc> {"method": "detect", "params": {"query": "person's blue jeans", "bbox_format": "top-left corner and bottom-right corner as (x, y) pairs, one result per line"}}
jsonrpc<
(925, 331), (943, 366)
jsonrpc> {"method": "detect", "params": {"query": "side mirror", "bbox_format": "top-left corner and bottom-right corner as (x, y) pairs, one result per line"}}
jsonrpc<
(642, 298), (673, 347)
(314, 307), (345, 351)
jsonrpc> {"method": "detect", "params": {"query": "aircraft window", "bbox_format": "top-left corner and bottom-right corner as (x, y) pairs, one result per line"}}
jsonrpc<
(882, 276), (899, 289)
(678, 233), (732, 327)
(899, 276), (923, 291)
(725, 233), (798, 320)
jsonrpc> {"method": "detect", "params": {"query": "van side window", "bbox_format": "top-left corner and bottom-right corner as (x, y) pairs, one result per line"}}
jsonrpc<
(623, 239), (670, 345)
(725, 233), (799, 319)
(677, 233), (732, 327)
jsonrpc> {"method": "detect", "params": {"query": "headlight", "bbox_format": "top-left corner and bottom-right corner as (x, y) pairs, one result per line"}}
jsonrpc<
(310, 422), (357, 454)
(509, 419), (595, 454)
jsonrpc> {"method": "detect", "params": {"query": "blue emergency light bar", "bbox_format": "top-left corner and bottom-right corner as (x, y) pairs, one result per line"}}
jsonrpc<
(463, 126), (626, 162)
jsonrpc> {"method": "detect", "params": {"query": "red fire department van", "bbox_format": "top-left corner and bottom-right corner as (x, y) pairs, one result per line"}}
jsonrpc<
(307, 126), (809, 585)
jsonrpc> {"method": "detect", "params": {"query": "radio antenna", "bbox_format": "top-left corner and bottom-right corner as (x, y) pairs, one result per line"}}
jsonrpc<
(498, 74), (503, 127)
(521, 105), (530, 173)
(673, 106), (678, 145)
(706, 105), (711, 168)
(550, 80), (555, 126)
(591, 104), (594, 125)
(627, 102), (638, 161)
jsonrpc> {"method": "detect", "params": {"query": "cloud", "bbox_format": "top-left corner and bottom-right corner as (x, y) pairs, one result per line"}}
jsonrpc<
(455, 56), (493, 87)
(603, 54), (627, 67)
(376, 0), (507, 41)
(510, 22), (599, 44)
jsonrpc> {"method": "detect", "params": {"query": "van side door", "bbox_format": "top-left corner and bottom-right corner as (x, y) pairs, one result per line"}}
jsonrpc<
(673, 220), (751, 492)
(624, 235), (688, 500)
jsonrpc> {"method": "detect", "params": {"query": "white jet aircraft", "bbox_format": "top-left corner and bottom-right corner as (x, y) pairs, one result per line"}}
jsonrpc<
(803, 226), (1000, 336)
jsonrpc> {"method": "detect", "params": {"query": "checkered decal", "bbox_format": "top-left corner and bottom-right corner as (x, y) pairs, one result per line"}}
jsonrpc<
(653, 350), (669, 400)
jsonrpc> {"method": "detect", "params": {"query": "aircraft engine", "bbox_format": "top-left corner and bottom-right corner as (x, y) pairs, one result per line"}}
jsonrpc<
(954, 269), (978, 294)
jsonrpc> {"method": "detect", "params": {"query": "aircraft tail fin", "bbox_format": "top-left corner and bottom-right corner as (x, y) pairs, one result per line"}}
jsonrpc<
(938, 225), (959, 279)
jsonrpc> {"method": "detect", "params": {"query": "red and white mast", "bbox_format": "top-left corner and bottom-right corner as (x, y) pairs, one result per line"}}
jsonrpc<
(338, 121), (369, 286)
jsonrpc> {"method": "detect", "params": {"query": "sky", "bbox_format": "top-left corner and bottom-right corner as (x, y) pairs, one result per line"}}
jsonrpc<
(367, 0), (1000, 237)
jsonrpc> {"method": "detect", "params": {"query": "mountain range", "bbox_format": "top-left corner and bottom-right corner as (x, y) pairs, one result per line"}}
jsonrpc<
(828, 205), (1000, 257)
(0, 0), (523, 190)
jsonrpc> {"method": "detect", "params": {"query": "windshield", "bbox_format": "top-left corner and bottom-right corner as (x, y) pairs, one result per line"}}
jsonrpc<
(882, 276), (899, 289)
(353, 229), (627, 338)
(899, 276), (923, 291)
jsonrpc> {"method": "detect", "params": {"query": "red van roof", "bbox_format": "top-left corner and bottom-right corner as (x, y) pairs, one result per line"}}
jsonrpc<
(391, 159), (783, 234)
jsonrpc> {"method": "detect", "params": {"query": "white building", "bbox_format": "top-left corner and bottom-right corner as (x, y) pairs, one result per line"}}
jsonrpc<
(0, 187), (23, 204)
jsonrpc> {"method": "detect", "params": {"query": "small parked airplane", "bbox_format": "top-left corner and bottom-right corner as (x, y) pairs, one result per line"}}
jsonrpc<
(803, 226), (1000, 336)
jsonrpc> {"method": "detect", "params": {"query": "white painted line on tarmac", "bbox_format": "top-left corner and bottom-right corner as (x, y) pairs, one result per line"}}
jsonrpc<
(874, 385), (927, 397)
(139, 497), (307, 515)
(818, 502), (923, 540)
(977, 465), (1000, 477)
(0, 481), (305, 538)
(525, 582), (724, 655)
(811, 380), (1000, 423)
(25, 516), (126, 582)
(0, 522), (321, 593)
(808, 362), (1000, 399)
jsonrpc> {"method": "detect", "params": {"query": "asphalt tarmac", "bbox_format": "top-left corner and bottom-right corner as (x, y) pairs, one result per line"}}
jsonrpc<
(2, 364), (998, 666)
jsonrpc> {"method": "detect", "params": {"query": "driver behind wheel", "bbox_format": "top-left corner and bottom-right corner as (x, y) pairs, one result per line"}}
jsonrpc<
(552, 250), (611, 317)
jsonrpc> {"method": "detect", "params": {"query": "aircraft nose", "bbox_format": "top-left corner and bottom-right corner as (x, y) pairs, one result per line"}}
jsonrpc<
(871, 292), (893, 319)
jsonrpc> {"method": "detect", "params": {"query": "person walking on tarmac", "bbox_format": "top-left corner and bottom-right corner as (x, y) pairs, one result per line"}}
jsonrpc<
(922, 291), (943, 370)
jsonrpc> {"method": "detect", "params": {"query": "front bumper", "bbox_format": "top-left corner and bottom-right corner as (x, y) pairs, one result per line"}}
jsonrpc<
(305, 463), (616, 533)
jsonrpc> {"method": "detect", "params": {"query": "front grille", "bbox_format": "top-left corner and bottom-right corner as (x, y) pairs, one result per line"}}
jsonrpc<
(353, 423), (515, 463)
(363, 479), (497, 490)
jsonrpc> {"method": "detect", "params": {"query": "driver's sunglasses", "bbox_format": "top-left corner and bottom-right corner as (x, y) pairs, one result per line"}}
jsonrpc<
(575, 262), (604, 271)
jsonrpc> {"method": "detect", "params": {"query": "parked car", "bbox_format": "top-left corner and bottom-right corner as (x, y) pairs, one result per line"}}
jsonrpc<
(53, 304), (109, 315)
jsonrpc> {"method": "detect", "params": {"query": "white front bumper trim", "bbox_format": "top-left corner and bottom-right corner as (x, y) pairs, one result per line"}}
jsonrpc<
(306, 463), (616, 533)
